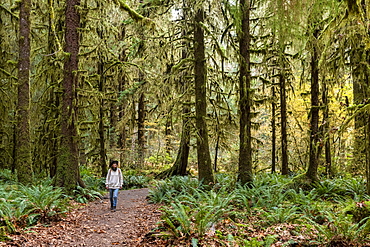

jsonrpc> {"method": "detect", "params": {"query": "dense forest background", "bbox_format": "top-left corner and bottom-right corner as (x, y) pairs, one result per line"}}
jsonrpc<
(1, 0), (370, 192)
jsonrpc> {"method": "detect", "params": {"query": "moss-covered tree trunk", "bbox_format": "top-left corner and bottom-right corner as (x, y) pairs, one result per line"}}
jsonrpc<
(238, 0), (253, 186)
(15, 0), (33, 184)
(55, 0), (84, 193)
(194, 7), (214, 185)
(157, 5), (191, 178)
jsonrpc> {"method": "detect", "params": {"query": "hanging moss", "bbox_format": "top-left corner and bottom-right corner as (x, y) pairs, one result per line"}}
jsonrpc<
(114, 0), (154, 27)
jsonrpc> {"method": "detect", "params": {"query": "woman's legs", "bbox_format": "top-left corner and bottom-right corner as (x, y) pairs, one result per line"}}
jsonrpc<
(109, 188), (119, 211)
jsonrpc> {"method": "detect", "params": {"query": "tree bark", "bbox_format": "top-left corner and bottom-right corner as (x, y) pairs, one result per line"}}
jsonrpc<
(238, 0), (253, 186)
(15, 0), (33, 184)
(55, 0), (85, 193)
(194, 7), (214, 185)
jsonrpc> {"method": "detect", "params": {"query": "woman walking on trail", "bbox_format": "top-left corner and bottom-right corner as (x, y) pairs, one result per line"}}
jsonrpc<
(105, 160), (123, 212)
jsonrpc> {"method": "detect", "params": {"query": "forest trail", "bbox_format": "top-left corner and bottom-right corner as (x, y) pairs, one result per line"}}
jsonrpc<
(8, 188), (162, 247)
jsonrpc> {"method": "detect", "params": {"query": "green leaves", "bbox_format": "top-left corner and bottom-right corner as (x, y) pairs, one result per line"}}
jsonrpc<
(0, 182), (69, 235)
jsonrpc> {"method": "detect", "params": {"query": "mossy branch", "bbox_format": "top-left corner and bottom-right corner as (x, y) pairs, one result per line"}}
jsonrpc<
(114, 0), (154, 27)
(0, 4), (19, 19)
(339, 102), (370, 134)
(171, 58), (193, 73)
(0, 68), (17, 80)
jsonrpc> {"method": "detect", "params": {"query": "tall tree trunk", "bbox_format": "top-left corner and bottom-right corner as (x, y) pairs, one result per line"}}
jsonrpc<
(280, 69), (288, 175)
(352, 45), (367, 168)
(238, 0), (253, 186)
(55, 0), (85, 193)
(137, 92), (145, 167)
(97, 5), (107, 177)
(194, 7), (214, 185)
(98, 64), (107, 177)
(322, 82), (332, 176)
(118, 25), (127, 166)
(271, 86), (276, 173)
(15, 0), (33, 184)
(157, 8), (191, 178)
(306, 30), (320, 183)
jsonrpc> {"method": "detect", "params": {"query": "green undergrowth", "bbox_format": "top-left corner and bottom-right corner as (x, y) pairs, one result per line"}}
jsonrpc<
(0, 180), (69, 240)
(0, 167), (152, 241)
(148, 173), (370, 246)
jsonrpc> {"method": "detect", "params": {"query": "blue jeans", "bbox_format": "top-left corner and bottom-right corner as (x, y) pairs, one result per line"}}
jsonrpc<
(109, 188), (119, 207)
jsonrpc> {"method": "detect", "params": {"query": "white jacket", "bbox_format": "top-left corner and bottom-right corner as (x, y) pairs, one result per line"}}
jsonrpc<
(105, 168), (123, 189)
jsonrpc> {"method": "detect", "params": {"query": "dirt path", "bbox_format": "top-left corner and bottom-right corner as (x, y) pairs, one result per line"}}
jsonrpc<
(8, 188), (162, 247)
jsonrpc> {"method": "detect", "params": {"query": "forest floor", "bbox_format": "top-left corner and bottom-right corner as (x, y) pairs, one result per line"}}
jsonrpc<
(5, 188), (163, 247)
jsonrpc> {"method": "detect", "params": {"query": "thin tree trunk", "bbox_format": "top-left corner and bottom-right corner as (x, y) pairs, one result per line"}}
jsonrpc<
(118, 25), (127, 166)
(165, 115), (172, 155)
(306, 29), (320, 183)
(322, 82), (332, 176)
(194, 7), (214, 185)
(15, 0), (33, 184)
(55, 0), (85, 193)
(271, 86), (276, 173)
(238, 0), (253, 186)
(137, 92), (145, 167)
(280, 70), (288, 175)
(98, 76), (107, 177)
(214, 133), (220, 173)
(352, 45), (367, 168)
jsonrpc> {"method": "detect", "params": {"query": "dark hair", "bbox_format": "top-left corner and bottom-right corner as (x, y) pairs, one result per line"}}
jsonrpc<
(110, 160), (118, 167)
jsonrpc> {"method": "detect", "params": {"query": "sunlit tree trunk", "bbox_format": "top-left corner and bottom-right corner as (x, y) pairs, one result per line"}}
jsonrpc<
(15, 0), (33, 184)
(238, 0), (253, 186)
(55, 0), (85, 193)
(194, 7), (214, 185)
